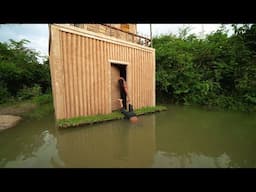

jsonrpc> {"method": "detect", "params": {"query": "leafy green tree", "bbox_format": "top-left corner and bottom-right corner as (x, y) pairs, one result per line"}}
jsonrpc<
(154, 24), (256, 112)
(0, 39), (51, 103)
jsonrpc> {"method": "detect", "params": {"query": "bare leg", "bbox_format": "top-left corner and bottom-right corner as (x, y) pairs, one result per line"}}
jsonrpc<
(117, 99), (123, 108)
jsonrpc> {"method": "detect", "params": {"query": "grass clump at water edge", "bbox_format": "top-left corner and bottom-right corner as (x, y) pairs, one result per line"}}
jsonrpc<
(57, 105), (167, 128)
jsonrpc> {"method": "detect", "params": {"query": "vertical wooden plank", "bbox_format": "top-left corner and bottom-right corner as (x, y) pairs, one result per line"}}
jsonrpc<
(62, 32), (70, 118)
(133, 48), (136, 108)
(66, 32), (71, 118)
(97, 40), (102, 114)
(105, 42), (109, 113)
(139, 49), (142, 108)
(151, 51), (153, 106)
(77, 35), (82, 116)
(129, 47), (133, 106)
(101, 41), (104, 114)
(100, 40), (104, 114)
(94, 39), (98, 115)
(134, 48), (137, 108)
(119, 44), (122, 61)
(49, 26), (57, 117)
(74, 35), (79, 117)
(81, 36), (87, 116)
(140, 50), (143, 108)
(152, 50), (156, 106)
(77, 35), (84, 116)
(68, 33), (75, 118)
(137, 48), (140, 108)
(108, 42), (112, 112)
(89, 38), (94, 115)
(131, 48), (134, 107)
(60, 32), (67, 118)
(101, 41), (106, 114)
(143, 51), (148, 106)
(120, 45), (123, 61)
(148, 51), (151, 106)
(79, 35), (84, 116)
(113, 44), (115, 60)
(138, 48), (141, 108)
(106, 42), (110, 114)
(87, 37), (92, 115)
(125, 46), (128, 62)
(88, 38), (92, 115)
(141, 51), (145, 107)
(92, 39), (97, 115)
(85, 37), (90, 115)
(140, 50), (143, 107)
(50, 26), (66, 119)
(127, 47), (132, 105)
(119, 45), (121, 61)
(109, 43), (112, 60)
(142, 51), (144, 107)
(147, 52), (150, 106)
(96, 40), (100, 114)
(144, 51), (147, 106)
(116, 44), (119, 61)
(102, 41), (105, 114)
(144, 51), (147, 107)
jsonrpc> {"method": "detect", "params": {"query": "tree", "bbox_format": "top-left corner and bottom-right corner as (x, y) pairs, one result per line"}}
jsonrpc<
(0, 39), (51, 103)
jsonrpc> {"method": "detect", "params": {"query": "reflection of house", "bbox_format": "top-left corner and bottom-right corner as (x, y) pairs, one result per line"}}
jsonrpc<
(49, 24), (155, 120)
(55, 115), (156, 168)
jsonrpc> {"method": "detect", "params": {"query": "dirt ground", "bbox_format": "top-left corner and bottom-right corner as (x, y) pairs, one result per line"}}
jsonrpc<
(0, 102), (36, 131)
(0, 115), (22, 131)
(0, 102), (36, 116)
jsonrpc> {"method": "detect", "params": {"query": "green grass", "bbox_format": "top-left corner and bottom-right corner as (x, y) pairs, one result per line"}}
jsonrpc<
(57, 105), (167, 128)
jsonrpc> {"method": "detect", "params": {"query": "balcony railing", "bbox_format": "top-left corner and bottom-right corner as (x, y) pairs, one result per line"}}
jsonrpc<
(70, 24), (151, 47)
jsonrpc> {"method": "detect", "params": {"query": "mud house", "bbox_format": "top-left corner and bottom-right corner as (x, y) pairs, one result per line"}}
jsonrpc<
(49, 24), (155, 120)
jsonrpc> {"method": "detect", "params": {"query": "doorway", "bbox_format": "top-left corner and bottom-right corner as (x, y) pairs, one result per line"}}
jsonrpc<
(111, 63), (127, 111)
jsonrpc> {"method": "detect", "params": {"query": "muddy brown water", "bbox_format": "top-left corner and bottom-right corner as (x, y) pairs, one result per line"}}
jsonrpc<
(0, 105), (255, 168)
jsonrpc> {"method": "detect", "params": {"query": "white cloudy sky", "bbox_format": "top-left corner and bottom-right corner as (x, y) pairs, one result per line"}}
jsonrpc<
(0, 24), (231, 58)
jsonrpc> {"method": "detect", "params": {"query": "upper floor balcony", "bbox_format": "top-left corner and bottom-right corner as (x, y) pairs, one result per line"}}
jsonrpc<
(69, 24), (152, 47)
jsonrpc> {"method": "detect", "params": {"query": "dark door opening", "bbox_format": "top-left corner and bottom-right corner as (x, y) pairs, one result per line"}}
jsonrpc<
(111, 63), (127, 111)
(118, 65), (126, 80)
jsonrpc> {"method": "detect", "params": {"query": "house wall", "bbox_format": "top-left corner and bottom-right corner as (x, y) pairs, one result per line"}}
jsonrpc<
(49, 24), (155, 120)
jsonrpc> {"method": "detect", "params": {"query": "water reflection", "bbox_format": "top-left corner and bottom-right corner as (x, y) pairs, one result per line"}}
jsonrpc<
(152, 151), (233, 168)
(55, 115), (156, 168)
(0, 105), (256, 168)
(0, 115), (63, 168)
(154, 106), (256, 168)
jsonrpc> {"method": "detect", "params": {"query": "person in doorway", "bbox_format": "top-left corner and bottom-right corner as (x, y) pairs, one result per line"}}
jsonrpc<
(118, 77), (130, 109)
(117, 98), (138, 124)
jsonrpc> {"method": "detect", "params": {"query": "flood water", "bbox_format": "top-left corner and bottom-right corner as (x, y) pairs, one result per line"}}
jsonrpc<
(0, 105), (256, 168)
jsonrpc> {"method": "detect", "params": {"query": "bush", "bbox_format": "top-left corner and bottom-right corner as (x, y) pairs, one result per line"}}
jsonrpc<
(17, 84), (41, 101)
(0, 82), (10, 104)
(154, 24), (256, 112)
(33, 94), (53, 105)
(0, 39), (51, 99)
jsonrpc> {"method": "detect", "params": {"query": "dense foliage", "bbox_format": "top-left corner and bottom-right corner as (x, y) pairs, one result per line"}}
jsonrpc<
(154, 24), (256, 112)
(0, 39), (51, 104)
(1, 24), (256, 113)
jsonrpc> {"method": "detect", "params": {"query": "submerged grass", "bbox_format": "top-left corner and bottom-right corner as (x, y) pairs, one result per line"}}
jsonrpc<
(57, 105), (167, 128)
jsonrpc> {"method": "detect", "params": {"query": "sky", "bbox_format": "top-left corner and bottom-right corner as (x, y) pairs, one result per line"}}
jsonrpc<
(0, 24), (231, 59)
